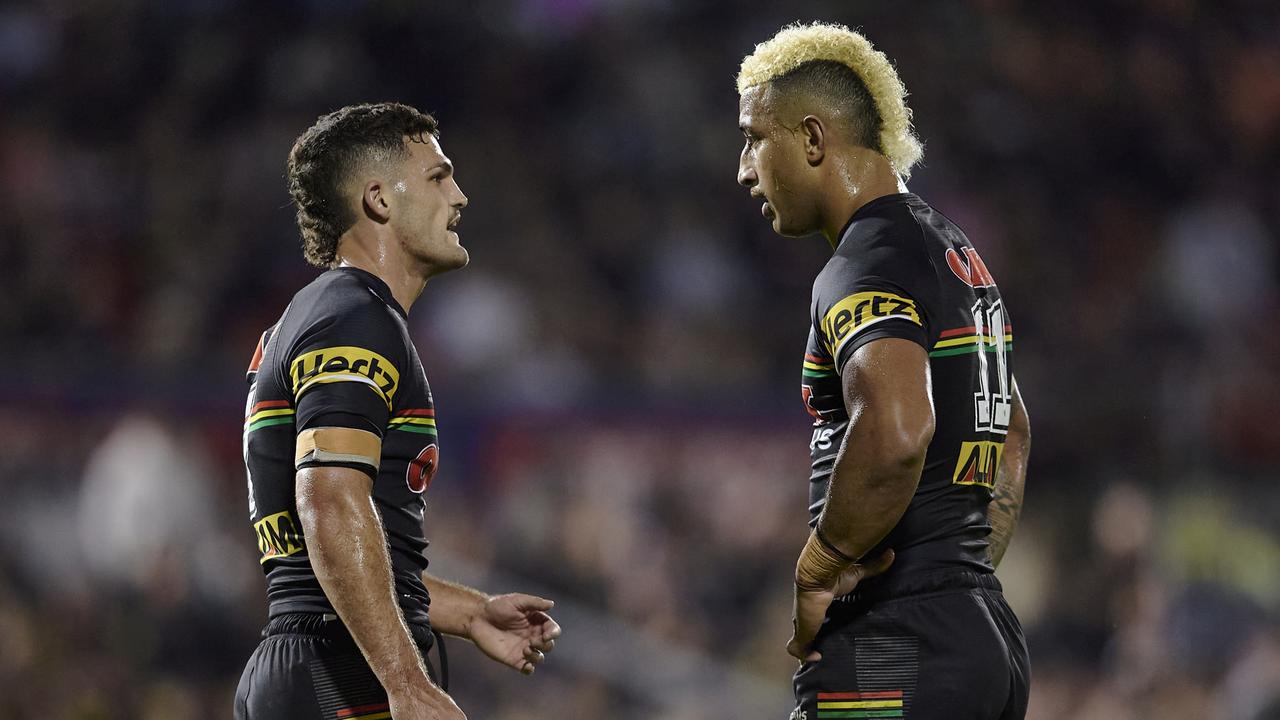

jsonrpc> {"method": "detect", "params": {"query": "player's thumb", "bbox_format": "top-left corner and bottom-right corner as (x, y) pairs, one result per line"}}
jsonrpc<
(859, 549), (895, 579)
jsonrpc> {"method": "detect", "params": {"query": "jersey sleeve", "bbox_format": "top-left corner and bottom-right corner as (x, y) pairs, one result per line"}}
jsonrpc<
(812, 236), (937, 374)
(282, 298), (407, 478)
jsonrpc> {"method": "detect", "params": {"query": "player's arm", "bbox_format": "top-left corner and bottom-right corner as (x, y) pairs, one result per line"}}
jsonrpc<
(298, 458), (464, 719)
(788, 337), (933, 661)
(422, 574), (561, 675)
(987, 378), (1030, 568)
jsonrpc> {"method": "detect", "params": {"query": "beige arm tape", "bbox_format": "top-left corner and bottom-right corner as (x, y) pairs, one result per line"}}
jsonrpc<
(795, 530), (855, 591)
(295, 427), (382, 470)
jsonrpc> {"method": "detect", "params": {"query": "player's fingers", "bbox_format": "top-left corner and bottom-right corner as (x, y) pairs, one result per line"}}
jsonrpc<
(537, 615), (562, 641)
(791, 590), (828, 660)
(523, 647), (546, 665)
(786, 636), (823, 662)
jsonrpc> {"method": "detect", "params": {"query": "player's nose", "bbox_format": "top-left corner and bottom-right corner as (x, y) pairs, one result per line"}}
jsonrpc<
(737, 160), (757, 188)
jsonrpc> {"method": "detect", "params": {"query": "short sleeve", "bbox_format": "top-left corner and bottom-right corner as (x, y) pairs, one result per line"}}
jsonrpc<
(284, 299), (407, 445)
(812, 235), (936, 374)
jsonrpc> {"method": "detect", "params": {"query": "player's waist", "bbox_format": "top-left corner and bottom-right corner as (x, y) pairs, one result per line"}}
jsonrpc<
(262, 611), (436, 652)
(835, 566), (1000, 607)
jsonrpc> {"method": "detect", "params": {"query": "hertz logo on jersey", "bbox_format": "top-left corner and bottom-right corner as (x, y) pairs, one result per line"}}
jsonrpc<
(290, 346), (400, 408)
(255, 510), (305, 563)
(820, 291), (922, 359)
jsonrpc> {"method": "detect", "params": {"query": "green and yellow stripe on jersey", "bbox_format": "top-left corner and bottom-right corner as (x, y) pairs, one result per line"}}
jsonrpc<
(246, 400), (294, 432)
(929, 325), (1012, 358)
(387, 408), (436, 435)
(803, 353), (837, 378)
(816, 690), (905, 718)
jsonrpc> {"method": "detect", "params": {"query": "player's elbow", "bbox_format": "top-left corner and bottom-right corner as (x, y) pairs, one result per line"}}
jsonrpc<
(870, 413), (935, 477)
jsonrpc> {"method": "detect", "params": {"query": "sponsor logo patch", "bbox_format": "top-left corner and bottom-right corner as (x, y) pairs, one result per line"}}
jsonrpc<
(255, 510), (305, 563)
(820, 291), (921, 359)
(952, 440), (1004, 487)
(290, 346), (399, 407)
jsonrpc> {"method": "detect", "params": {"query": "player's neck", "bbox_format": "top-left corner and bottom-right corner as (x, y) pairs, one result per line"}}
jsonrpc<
(821, 152), (908, 250)
(335, 234), (427, 313)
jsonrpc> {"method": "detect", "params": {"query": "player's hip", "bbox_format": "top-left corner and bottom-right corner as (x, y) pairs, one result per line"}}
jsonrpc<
(794, 573), (1029, 720)
(234, 613), (442, 720)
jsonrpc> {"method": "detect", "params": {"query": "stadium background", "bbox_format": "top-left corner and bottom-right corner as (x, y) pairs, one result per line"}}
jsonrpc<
(2, 1), (1279, 718)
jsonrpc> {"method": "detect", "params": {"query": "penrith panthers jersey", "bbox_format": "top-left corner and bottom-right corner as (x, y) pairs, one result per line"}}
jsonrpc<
(802, 193), (1014, 576)
(243, 267), (441, 623)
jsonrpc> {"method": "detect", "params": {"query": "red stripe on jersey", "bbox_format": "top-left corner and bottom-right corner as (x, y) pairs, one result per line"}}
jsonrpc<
(247, 333), (266, 373)
(817, 691), (904, 700)
(394, 409), (435, 417)
(804, 353), (833, 364)
(337, 702), (390, 718)
(939, 324), (1011, 338)
(250, 400), (291, 413)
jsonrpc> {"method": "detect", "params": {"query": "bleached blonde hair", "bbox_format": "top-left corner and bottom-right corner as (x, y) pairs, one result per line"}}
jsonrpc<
(738, 22), (923, 179)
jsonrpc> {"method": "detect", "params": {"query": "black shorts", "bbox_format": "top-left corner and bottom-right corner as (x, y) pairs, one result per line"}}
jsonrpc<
(792, 569), (1029, 720)
(234, 613), (442, 720)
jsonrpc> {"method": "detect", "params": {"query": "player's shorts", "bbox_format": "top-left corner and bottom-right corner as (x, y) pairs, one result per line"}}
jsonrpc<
(234, 613), (442, 720)
(792, 569), (1029, 720)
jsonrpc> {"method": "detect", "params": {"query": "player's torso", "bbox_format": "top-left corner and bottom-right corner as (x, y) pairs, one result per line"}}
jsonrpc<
(803, 197), (1013, 574)
(243, 273), (441, 621)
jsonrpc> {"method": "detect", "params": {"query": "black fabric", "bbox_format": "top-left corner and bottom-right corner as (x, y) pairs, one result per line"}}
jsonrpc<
(234, 613), (439, 720)
(243, 267), (441, 624)
(802, 193), (1016, 578)
(792, 571), (1030, 720)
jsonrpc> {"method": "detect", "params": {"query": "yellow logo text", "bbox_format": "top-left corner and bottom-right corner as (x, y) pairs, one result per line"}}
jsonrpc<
(255, 510), (306, 563)
(952, 440), (1004, 488)
(821, 291), (921, 357)
(290, 346), (399, 407)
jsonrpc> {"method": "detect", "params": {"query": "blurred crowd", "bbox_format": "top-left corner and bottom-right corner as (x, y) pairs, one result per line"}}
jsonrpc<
(1, 0), (1278, 718)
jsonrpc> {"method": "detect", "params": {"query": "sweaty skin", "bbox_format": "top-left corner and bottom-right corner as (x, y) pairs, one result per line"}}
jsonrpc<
(787, 338), (934, 661)
(297, 466), (464, 720)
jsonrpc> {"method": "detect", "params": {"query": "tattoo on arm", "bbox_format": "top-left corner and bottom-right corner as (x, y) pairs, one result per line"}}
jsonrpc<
(987, 474), (1024, 567)
(988, 380), (1029, 569)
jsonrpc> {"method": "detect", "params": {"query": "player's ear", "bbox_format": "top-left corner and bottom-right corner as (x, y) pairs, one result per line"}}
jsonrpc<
(802, 115), (825, 167)
(362, 180), (391, 223)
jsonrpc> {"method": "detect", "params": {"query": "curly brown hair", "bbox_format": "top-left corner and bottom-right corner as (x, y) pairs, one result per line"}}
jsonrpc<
(287, 102), (439, 268)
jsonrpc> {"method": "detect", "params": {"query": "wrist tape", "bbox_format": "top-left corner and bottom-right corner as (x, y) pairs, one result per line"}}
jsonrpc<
(795, 529), (855, 591)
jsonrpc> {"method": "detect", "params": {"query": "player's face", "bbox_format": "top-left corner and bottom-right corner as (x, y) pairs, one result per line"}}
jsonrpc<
(737, 85), (819, 237)
(390, 135), (470, 275)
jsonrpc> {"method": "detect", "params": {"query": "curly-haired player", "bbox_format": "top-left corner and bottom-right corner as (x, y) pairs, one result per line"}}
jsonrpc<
(235, 103), (561, 720)
(737, 23), (1031, 720)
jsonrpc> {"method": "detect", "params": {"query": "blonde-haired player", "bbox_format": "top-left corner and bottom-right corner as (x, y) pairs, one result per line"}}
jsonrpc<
(737, 22), (1031, 720)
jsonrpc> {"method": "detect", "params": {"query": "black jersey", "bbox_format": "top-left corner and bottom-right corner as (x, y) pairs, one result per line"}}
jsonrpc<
(802, 193), (1014, 576)
(243, 267), (440, 623)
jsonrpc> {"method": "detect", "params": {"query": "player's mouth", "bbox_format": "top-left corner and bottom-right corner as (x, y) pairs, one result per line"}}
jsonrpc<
(447, 213), (462, 240)
(762, 201), (775, 221)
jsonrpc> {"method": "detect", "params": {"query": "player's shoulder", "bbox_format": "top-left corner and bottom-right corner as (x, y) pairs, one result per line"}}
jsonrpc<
(293, 268), (389, 316)
(282, 268), (406, 337)
(815, 194), (934, 296)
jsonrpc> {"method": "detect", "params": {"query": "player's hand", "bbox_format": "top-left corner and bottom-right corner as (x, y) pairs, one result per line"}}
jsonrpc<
(388, 683), (467, 720)
(470, 593), (562, 674)
(787, 549), (894, 662)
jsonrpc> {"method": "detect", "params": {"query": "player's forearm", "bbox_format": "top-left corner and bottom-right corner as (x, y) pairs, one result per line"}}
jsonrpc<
(421, 573), (489, 639)
(818, 422), (927, 560)
(988, 382), (1030, 568)
(297, 468), (437, 696)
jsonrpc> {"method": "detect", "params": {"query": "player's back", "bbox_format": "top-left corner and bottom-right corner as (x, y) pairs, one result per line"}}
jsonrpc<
(804, 193), (1014, 579)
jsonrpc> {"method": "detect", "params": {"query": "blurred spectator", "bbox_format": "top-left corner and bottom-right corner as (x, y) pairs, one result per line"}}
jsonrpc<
(1, 1), (1277, 718)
